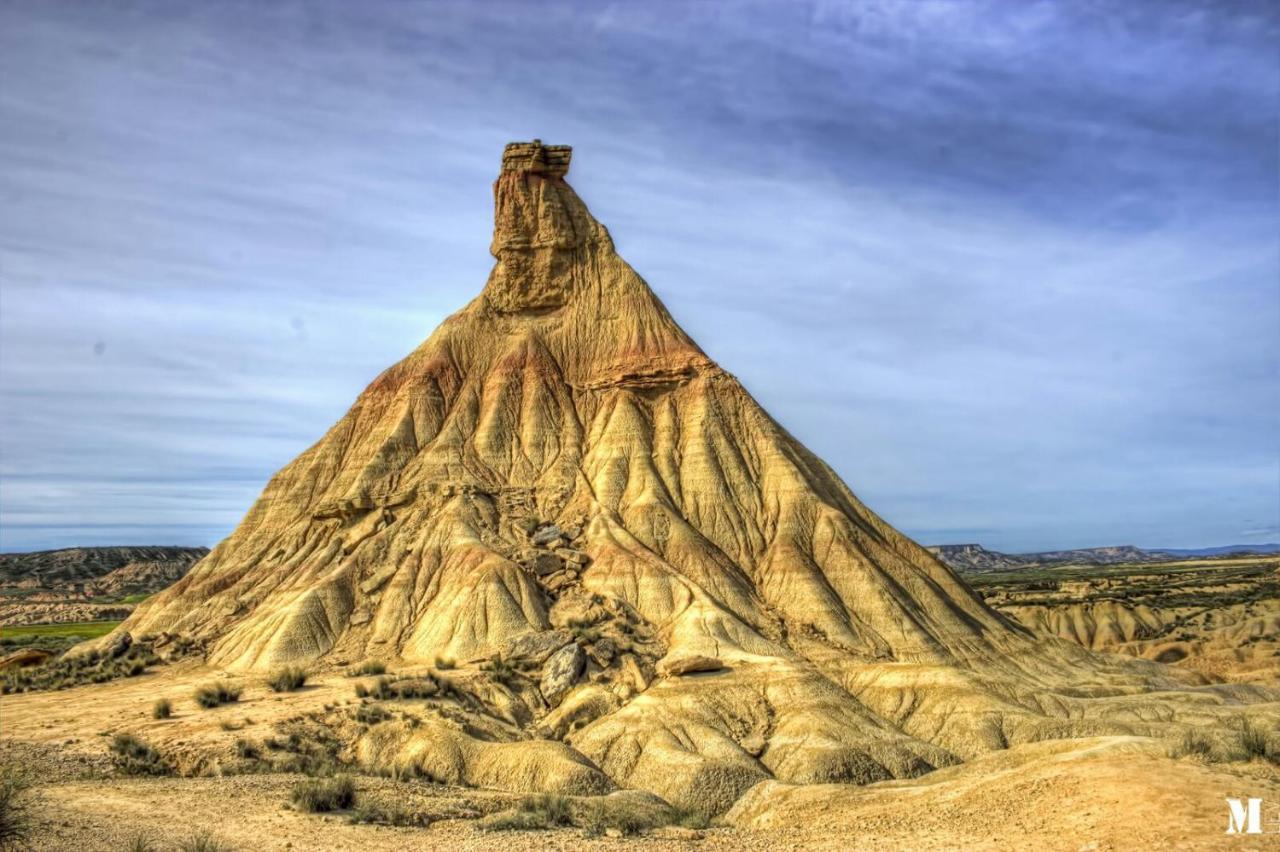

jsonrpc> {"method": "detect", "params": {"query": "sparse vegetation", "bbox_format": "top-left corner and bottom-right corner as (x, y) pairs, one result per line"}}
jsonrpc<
(1168, 730), (1214, 760)
(0, 765), (33, 850)
(478, 793), (697, 836)
(346, 660), (386, 677)
(125, 834), (158, 852)
(1165, 725), (1278, 764)
(194, 681), (242, 708)
(152, 698), (172, 719)
(480, 654), (517, 686)
(290, 775), (356, 813)
(262, 724), (342, 776)
(348, 802), (431, 827)
(569, 625), (601, 644)
(1238, 722), (1275, 763)
(175, 831), (234, 852)
(354, 703), (391, 725)
(669, 806), (711, 829)
(266, 666), (308, 692)
(1, 637), (160, 694)
(434, 655), (456, 670)
(480, 794), (574, 832)
(585, 806), (644, 837)
(109, 733), (172, 776)
(358, 674), (440, 700)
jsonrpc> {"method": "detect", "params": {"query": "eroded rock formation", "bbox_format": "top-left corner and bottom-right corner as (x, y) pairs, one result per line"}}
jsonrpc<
(105, 142), (1268, 815)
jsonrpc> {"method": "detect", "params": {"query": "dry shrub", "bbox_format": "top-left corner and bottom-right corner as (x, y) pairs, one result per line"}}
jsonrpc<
(266, 666), (308, 692)
(194, 682), (241, 708)
(0, 765), (33, 850)
(176, 832), (234, 852)
(291, 775), (356, 813)
(109, 733), (172, 776)
(346, 661), (386, 677)
(480, 794), (574, 832)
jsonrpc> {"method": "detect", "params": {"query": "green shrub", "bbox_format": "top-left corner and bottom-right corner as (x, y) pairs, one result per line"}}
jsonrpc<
(109, 733), (171, 776)
(267, 666), (308, 693)
(291, 775), (356, 813)
(194, 682), (242, 709)
(0, 766), (33, 850)
(152, 698), (172, 719)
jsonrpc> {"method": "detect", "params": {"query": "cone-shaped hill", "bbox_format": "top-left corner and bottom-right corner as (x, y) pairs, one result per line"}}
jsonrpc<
(108, 142), (1271, 814)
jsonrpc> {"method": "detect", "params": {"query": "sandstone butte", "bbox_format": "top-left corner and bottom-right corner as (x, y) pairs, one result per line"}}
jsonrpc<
(99, 141), (1277, 815)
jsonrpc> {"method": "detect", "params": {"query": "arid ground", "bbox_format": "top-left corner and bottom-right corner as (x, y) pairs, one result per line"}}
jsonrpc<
(3, 664), (1278, 850)
(2, 554), (1276, 850)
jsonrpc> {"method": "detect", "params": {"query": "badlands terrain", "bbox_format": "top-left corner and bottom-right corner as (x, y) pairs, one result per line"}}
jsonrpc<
(1, 142), (1276, 850)
(974, 555), (1280, 684)
(0, 547), (206, 629)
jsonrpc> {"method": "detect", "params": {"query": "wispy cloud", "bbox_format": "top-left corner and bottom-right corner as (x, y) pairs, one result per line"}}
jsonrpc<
(0, 0), (1276, 552)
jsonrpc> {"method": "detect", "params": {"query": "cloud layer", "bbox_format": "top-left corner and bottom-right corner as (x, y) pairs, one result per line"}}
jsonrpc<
(1, 0), (1276, 552)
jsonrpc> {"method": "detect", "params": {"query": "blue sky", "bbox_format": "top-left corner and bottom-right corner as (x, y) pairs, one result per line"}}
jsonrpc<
(1, 0), (1276, 553)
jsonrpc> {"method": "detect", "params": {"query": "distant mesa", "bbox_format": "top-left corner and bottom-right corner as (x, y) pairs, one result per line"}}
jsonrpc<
(928, 541), (1280, 573)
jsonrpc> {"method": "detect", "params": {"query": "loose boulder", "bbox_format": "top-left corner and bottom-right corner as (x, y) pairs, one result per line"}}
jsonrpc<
(658, 655), (726, 677)
(541, 641), (586, 706)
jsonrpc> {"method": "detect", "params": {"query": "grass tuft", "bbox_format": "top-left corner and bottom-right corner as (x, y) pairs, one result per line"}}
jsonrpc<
(194, 681), (242, 709)
(175, 831), (234, 852)
(480, 794), (574, 832)
(346, 660), (386, 677)
(266, 666), (308, 693)
(480, 654), (517, 686)
(0, 765), (33, 850)
(354, 704), (391, 725)
(291, 775), (357, 813)
(152, 698), (172, 719)
(1168, 730), (1215, 760)
(109, 733), (172, 776)
(348, 802), (431, 827)
(1239, 722), (1275, 763)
